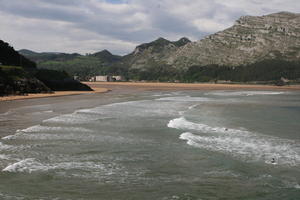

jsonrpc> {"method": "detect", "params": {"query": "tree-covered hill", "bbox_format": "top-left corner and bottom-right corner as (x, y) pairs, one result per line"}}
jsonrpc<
(19, 49), (81, 63)
(17, 12), (300, 84)
(1, 40), (92, 96)
(0, 41), (36, 68)
(20, 49), (122, 80)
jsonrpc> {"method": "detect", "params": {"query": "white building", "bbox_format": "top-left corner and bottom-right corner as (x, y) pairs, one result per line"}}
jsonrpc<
(95, 76), (109, 82)
(112, 76), (124, 81)
(89, 75), (124, 82)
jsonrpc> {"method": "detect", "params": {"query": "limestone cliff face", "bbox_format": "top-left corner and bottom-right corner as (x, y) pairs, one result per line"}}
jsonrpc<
(168, 12), (300, 69)
(122, 37), (191, 69)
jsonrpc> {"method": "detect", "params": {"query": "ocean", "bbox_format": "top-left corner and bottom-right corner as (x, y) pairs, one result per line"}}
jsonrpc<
(0, 90), (299, 199)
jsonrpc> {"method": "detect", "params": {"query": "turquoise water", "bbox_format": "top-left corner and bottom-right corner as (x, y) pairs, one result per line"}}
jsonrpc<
(0, 90), (299, 199)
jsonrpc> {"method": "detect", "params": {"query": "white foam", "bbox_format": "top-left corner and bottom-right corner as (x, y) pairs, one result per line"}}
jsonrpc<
(282, 181), (300, 190)
(17, 125), (93, 133)
(2, 158), (107, 173)
(168, 117), (249, 135)
(0, 142), (14, 150)
(157, 96), (212, 102)
(2, 125), (94, 141)
(0, 154), (10, 160)
(2, 133), (22, 140)
(204, 170), (240, 177)
(3, 132), (132, 144)
(43, 114), (94, 124)
(188, 104), (199, 110)
(179, 132), (300, 166)
(207, 91), (286, 96)
(2, 158), (45, 173)
(152, 93), (172, 97)
(0, 110), (13, 116)
(32, 110), (54, 115)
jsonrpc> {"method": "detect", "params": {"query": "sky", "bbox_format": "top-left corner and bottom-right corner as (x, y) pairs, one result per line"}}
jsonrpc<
(0, 0), (299, 55)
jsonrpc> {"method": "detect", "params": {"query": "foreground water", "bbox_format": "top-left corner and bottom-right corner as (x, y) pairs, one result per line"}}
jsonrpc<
(0, 90), (299, 199)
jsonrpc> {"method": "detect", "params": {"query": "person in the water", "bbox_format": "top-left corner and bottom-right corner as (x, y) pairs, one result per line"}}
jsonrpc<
(271, 158), (276, 164)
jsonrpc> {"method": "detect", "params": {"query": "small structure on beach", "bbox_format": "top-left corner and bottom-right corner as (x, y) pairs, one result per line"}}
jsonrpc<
(89, 75), (125, 82)
(97, 76), (109, 82)
(276, 77), (290, 86)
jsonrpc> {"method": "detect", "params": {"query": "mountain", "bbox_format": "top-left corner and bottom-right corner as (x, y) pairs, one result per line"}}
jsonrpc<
(1, 41), (50, 95)
(122, 12), (300, 82)
(1, 41), (36, 69)
(1, 40), (92, 95)
(18, 12), (300, 83)
(91, 50), (121, 62)
(167, 12), (300, 69)
(121, 37), (191, 70)
(19, 49), (81, 63)
(20, 49), (123, 79)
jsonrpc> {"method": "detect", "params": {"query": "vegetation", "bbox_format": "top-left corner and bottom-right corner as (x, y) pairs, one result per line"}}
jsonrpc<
(125, 59), (300, 84)
(36, 69), (92, 91)
(0, 65), (50, 96)
(183, 59), (300, 83)
(20, 50), (122, 80)
(17, 36), (300, 85)
(19, 49), (80, 62)
(38, 56), (111, 79)
(1, 40), (92, 95)
(0, 41), (36, 68)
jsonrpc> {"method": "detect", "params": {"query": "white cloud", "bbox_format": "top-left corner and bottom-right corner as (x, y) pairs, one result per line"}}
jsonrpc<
(0, 0), (299, 55)
(193, 19), (230, 33)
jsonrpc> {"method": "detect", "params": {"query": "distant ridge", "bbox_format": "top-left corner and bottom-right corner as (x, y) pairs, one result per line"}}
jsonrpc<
(167, 12), (300, 68)
(19, 49), (81, 62)
(18, 12), (300, 83)
(121, 37), (191, 69)
(91, 50), (121, 62)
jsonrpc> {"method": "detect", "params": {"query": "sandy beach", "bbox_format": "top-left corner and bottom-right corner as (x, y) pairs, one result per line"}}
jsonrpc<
(84, 82), (300, 92)
(1, 82), (299, 102)
(0, 87), (109, 102)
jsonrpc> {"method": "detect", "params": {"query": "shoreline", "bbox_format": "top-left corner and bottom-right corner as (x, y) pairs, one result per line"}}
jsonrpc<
(84, 82), (300, 91)
(1, 82), (299, 102)
(0, 87), (109, 102)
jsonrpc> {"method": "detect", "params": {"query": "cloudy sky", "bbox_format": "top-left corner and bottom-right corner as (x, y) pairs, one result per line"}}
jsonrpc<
(0, 0), (299, 55)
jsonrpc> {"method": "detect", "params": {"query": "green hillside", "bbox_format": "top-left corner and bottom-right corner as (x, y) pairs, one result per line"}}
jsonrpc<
(17, 12), (300, 84)
(20, 49), (122, 80)
(1, 40), (92, 96)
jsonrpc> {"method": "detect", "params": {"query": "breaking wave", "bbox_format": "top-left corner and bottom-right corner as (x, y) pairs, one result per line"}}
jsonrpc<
(0, 142), (14, 151)
(179, 132), (300, 166)
(168, 117), (300, 166)
(168, 117), (249, 135)
(207, 91), (286, 96)
(2, 158), (107, 173)
(18, 125), (93, 133)
(156, 96), (212, 102)
(2, 125), (93, 141)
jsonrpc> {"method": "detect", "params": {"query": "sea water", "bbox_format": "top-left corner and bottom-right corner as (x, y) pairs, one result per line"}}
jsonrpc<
(0, 90), (299, 199)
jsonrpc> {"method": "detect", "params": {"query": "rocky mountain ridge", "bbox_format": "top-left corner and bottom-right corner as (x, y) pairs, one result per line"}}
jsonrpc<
(121, 37), (191, 69)
(18, 12), (300, 82)
(167, 12), (300, 69)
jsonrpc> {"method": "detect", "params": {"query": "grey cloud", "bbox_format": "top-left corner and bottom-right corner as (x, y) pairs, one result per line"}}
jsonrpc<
(0, 0), (299, 55)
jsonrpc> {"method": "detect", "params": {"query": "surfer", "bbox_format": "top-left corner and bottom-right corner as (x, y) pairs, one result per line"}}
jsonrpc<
(225, 128), (228, 131)
(271, 158), (276, 164)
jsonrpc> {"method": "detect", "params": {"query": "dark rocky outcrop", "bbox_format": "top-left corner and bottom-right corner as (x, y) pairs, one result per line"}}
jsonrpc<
(1, 40), (92, 96)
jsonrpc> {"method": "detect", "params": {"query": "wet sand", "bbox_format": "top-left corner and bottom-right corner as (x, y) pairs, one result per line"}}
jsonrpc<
(1, 82), (299, 102)
(84, 82), (300, 92)
(0, 87), (109, 102)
